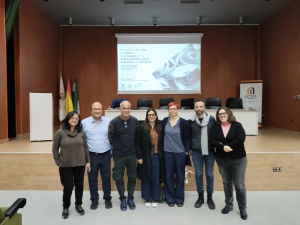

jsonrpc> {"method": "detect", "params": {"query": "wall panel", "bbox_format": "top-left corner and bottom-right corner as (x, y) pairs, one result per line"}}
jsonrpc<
(260, 0), (300, 131)
(62, 26), (257, 119)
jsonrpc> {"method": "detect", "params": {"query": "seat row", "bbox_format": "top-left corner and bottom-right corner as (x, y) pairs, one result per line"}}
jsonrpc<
(110, 98), (243, 110)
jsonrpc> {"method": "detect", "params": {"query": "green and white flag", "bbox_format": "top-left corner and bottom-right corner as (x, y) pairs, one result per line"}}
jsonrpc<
(72, 78), (80, 114)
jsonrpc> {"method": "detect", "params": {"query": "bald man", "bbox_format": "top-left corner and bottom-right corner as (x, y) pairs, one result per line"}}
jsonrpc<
(81, 102), (112, 210)
(108, 101), (139, 211)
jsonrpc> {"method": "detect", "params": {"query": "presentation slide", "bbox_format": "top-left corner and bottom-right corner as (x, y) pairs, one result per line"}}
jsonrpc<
(116, 33), (203, 94)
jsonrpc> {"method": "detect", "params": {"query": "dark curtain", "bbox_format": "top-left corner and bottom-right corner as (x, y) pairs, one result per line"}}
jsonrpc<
(5, 0), (20, 44)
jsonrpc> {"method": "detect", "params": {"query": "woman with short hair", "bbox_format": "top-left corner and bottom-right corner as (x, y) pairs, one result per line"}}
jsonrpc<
(161, 102), (190, 207)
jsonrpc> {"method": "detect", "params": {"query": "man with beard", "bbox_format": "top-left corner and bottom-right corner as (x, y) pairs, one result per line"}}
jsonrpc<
(189, 99), (216, 209)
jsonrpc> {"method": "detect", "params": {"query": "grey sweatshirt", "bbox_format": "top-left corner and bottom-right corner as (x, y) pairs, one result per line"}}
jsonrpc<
(52, 128), (91, 167)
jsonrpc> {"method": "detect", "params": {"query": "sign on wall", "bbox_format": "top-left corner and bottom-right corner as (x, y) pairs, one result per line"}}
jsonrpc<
(240, 81), (263, 123)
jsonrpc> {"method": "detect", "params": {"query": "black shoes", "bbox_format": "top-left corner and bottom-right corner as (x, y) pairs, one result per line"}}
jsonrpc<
(177, 202), (184, 207)
(167, 202), (175, 207)
(207, 193), (215, 210)
(221, 205), (233, 214)
(105, 199), (113, 209)
(62, 208), (69, 219)
(240, 210), (248, 220)
(90, 202), (98, 210)
(75, 205), (85, 216)
(194, 193), (204, 208)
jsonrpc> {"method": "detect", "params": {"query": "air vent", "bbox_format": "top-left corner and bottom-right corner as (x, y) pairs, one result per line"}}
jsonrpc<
(180, 0), (200, 3)
(123, 0), (144, 4)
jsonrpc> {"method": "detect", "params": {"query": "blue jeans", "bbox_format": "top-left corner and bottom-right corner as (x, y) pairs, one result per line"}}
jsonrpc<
(88, 151), (112, 203)
(141, 153), (160, 201)
(164, 151), (186, 204)
(192, 151), (215, 194)
(216, 157), (247, 210)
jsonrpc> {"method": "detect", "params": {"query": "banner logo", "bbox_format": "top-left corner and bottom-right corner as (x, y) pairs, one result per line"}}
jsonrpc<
(245, 87), (256, 99)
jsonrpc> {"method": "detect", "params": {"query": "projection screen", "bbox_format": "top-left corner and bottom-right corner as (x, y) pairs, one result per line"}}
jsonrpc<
(116, 33), (203, 94)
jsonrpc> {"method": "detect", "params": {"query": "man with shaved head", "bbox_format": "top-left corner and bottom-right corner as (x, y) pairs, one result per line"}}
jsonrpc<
(82, 102), (112, 210)
(108, 101), (139, 211)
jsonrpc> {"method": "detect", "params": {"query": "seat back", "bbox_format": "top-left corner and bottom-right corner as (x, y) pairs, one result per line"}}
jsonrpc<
(226, 98), (243, 109)
(205, 98), (222, 109)
(159, 98), (174, 109)
(137, 98), (153, 110)
(180, 98), (195, 110)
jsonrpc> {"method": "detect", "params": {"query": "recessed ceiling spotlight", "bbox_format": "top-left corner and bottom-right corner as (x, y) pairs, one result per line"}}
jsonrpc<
(153, 18), (157, 26)
(239, 17), (244, 24)
(197, 17), (201, 25)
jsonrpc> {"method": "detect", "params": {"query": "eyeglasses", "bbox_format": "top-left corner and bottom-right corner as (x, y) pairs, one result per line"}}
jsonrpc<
(70, 117), (79, 121)
(124, 122), (127, 129)
(218, 112), (227, 116)
(148, 114), (156, 117)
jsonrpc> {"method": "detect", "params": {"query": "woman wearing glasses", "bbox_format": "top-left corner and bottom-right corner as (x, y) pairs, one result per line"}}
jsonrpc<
(210, 107), (248, 220)
(52, 111), (91, 219)
(161, 102), (190, 207)
(136, 109), (163, 208)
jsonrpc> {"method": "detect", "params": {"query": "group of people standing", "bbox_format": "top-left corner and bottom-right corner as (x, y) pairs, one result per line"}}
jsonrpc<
(52, 99), (248, 220)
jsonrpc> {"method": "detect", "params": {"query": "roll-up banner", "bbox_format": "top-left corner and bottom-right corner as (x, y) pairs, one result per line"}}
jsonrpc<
(240, 80), (263, 123)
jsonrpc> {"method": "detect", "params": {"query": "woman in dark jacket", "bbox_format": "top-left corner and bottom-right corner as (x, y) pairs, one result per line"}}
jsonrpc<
(161, 102), (190, 207)
(210, 107), (248, 220)
(52, 111), (91, 219)
(136, 108), (164, 208)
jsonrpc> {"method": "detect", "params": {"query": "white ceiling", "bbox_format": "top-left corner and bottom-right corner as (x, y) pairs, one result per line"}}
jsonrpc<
(31, 0), (291, 26)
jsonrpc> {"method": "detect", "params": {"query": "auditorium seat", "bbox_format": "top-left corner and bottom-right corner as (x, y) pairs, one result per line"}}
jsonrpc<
(205, 98), (222, 109)
(110, 98), (128, 110)
(159, 98), (174, 109)
(0, 198), (26, 225)
(181, 98), (194, 109)
(226, 98), (243, 109)
(137, 98), (153, 110)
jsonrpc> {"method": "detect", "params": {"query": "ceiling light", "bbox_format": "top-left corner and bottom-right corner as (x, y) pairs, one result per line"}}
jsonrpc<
(153, 18), (157, 26)
(239, 17), (243, 24)
(110, 18), (115, 26)
(197, 17), (201, 25)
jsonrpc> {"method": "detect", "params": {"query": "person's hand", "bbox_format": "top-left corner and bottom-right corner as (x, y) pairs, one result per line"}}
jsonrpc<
(137, 159), (143, 164)
(189, 149), (192, 154)
(223, 145), (233, 152)
(86, 163), (91, 171)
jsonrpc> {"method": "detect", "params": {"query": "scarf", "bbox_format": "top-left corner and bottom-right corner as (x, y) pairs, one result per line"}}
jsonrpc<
(190, 111), (210, 155)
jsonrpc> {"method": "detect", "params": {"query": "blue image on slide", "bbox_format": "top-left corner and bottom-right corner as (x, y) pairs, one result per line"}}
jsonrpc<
(152, 44), (200, 91)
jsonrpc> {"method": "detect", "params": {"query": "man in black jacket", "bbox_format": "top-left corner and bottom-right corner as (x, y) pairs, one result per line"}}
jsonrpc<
(189, 99), (216, 209)
(108, 101), (139, 211)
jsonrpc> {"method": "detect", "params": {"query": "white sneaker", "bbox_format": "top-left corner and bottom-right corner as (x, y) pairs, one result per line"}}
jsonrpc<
(151, 201), (158, 208)
(145, 200), (151, 208)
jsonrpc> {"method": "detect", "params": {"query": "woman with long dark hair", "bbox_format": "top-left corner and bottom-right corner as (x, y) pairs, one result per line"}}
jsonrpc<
(52, 111), (91, 219)
(210, 107), (248, 220)
(136, 108), (164, 208)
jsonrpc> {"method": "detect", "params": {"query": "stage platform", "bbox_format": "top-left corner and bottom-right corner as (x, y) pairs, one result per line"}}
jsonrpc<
(0, 127), (300, 191)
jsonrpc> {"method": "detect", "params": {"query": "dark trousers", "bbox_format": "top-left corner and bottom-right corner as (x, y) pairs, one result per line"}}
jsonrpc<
(88, 151), (111, 203)
(164, 152), (186, 204)
(59, 166), (85, 208)
(216, 157), (248, 210)
(112, 154), (137, 200)
(141, 153), (160, 201)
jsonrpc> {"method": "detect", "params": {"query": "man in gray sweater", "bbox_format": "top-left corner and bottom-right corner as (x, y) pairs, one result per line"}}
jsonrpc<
(108, 101), (139, 211)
